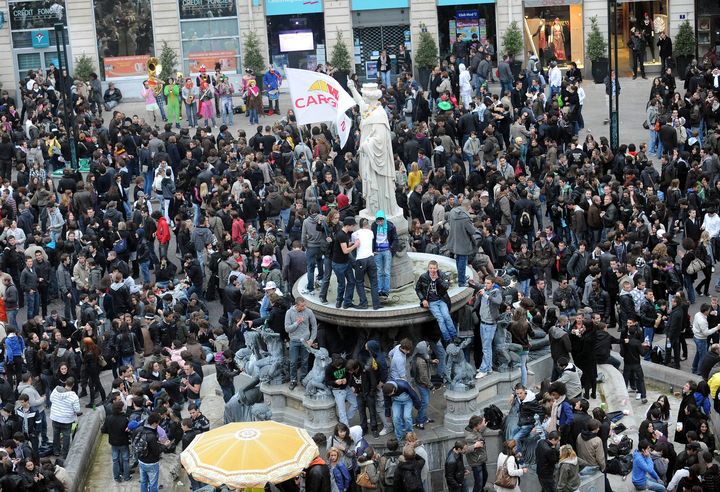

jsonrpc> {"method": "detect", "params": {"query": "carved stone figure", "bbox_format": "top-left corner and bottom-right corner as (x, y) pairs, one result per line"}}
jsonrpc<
(302, 345), (332, 399)
(223, 376), (263, 423)
(445, 338), (475, 391)
(250, 403), (272, 422)
(255, 326), (287, 385)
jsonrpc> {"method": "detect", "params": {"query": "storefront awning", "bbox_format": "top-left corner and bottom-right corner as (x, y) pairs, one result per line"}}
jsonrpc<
(523, 0), (581, 7)
(352, 0), (408, 10)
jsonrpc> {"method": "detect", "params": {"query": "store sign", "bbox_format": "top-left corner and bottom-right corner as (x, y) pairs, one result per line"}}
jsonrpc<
(188, 51), (237, 72)
(437, 0), (494, 5)
(265, 0), (322, 16)
(523, 0), (580, 6)
(10, 0), (66, 30)
(103, 55), (148, 78)
(179, 0), (236, 19)
(351, 0), (408, 10)
(31, 29), (49, 47)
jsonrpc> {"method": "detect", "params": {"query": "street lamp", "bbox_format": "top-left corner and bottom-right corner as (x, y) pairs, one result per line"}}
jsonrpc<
(54, 23), (77, 169)
(607, 0), (620, 152)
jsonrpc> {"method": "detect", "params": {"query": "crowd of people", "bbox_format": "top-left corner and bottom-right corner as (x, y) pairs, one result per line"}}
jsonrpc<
(0, 26), (718, 492)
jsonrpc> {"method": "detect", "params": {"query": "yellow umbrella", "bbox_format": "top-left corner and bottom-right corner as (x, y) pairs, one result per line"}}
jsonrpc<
(180, 421), (319, 488)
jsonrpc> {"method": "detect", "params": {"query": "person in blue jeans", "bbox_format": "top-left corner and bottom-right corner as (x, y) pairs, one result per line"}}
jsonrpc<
(371, 210), (398, 297)
(136, 413), (163, 492)
(511, 384), (544, 455)
(415, 260), (458, 343)
(102, 400), (132, 482)
(410, 341), (437, 430)
(331, 217), (359, 308)
(476, 277), (504, 378)
(382, 379), (421, 443)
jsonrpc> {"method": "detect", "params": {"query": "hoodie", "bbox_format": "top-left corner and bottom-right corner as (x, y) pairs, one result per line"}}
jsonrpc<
(4, 334), (25, 361)
(576, 430), (605, 471)
(17, 382), (45, 412)
(557, 456), (581, 492)
(363, 340), (388, 386)
(517, 389), (543, 426)
(557, 363), (583, 399)
(389, 344), (407, 380)
(632, 449), (660, 487)
(301, 213), (326, 249)
(549, 326), (572, 361)
(411, 341), (433, 389)
(49, 386), (80, 424)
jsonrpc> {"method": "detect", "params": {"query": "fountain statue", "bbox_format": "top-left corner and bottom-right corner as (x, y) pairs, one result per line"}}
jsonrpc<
(444, 338), (475, 391)
(347, 79), (414, 289)
(223, 376), (263, 423)
(302, 345), (332, 399)
(255, 326), (287, 385)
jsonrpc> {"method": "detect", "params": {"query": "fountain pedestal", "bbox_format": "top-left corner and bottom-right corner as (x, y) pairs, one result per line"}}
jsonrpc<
(444, 388), (481, 434)
(261, 383), (337, 437)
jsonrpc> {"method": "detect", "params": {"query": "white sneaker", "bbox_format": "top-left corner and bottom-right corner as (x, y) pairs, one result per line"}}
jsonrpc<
(475, 371), (488, 379)
(379, 427), (391, 436)
(635, 393), (642, 400)
(527, 370), (535, 376)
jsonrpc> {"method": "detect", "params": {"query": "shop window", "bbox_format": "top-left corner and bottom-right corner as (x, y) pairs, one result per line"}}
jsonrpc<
(94, 0), (154, 78)
(179, 2), (240, 75)
(523, 3), (583, 66)
(9, 0), (66, 31)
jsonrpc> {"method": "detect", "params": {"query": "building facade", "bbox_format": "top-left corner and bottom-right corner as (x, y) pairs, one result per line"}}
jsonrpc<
(0, 0), (697, 97)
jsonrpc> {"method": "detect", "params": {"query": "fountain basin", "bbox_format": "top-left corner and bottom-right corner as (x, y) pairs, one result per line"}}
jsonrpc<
(291, 252), (477, 328)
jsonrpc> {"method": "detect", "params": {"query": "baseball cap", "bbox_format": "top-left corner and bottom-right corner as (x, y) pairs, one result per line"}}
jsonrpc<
(343, 217), (357, 226)
(261, 255), (273, 268)
(264, 281), (277, 290)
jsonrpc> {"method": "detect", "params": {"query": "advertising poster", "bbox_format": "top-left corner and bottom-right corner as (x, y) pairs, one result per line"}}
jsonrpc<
(365, 60), (378, 80)
(103, 55), (148, 78)
(455, 10), (479, 43)
(178, 0), (236, 19)
(10, 0), (66, 30)
(188, 50), (237, 72)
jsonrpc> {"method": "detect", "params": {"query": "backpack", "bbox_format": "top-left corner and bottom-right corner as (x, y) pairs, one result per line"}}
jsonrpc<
(608, 435), (633, 457)
(650, 346), (665, 364)
(483, 404), (504, 430)
(607, 455), (633, 476)
(132, 427), (152, 460)
(382, 454), (399, 486)
(519, 210), (532, 228)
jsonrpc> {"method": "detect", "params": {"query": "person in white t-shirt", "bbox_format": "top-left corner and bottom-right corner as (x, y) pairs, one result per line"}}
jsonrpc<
(351, 218), (382, 310)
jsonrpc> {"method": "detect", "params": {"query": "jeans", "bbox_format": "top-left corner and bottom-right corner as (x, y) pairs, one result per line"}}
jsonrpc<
(415, 385), (430, 424)
(518, 279), (530, 296)
(684, 274), (696, 304)
(332, 262), (356, 307)
(519, 351), (529, 387)
(354, 256), (381, 308)
(318, 255), (333, 301)
(479, 323), (496, 373)
(139, 260), (151, 284)
(501, 81), (513, 95)
(139, 460), (160, 492)
(512, 424), (533, 453)
(428, 300), (457, 342)
(52, 420), (72, 458)
(380, 70), (392, 88)
(642, 327), (655, 361)
(375, 250), (392, 294)
(248, 108), (258, 125)
(156, 97), (166, 121)
(635, 478), (667, 492)
(332, 387), (358, 425)
(693, 337), (709, 374)
(305, 246), (324, 292)
(112, 445), (131, 481)
(185, 102), (197, 127)
(623, 363), (646, 398)
(289, 339), (308, 382)
(26, 290), (39, 319)
(472, 464), (489, 492)
(391, 392), (413, 442)
(6, 308), (17, 330)
(456, 254), (469, 286)
(220, 98), (233, 126)
(648, 129), (661, 156)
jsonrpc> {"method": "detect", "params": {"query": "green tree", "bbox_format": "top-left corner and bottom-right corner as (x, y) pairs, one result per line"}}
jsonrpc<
(414, 26), (439, 70)
(674, 20), (696, 57)
(244, 31), (266, 76)
(502, 21), (524, 58)
(330, 29), (352, 72)
(586, 16), (607, 62)
(73, 54), (95, 82)
(158, 41), (178, 81)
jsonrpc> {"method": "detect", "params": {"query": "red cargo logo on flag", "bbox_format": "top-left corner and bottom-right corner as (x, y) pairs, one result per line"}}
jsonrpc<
(295, 80), (339, 109)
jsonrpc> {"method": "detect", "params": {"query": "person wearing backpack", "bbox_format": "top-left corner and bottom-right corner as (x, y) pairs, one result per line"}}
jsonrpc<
(101, 400), (131, 483)
(133, 412), (162, 492)
(394, 444), (425, 492)
(410, 341), (435, 431)
(378, 437), (402, 489)
(463, 415), (488, 492)
(403, 90), (415, 127)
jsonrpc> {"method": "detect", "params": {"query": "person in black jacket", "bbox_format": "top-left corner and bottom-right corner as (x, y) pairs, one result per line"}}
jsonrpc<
(620, 315), (648, 403)
(135, 413), (162, 491)
(101, 400), (131, 483)
(305, 433), (332, 492)
(445, 440), (467, 492)
(184, 254), (204, 300)
(536, 431), (560, 492)
(393, 445), (425, 492)
(665, 295), (684, 369)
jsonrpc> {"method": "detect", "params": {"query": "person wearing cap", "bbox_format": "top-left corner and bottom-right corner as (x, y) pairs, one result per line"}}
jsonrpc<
(351, 218), (381, 310)
(371, 210), (397, 298)
(332, 217), (360, 309)
(260, 281), (283, 318)
(260, 254), (284, 291)
(620, 314), (648, 404)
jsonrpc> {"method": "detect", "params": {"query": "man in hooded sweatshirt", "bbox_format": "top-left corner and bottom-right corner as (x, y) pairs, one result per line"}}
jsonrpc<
(554, 357), (583, 400)
(446, 198), (478, 287)
(512, 384), (544, 454)
(49, 377), (81, 458)
(576, 418), (606, 472)
(301, 205), (327, 295)
(363, 340), (392, 437)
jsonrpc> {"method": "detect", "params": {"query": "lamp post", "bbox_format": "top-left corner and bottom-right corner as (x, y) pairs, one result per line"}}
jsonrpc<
(54, 23), (77, 169)
(607, 0), (620, 152)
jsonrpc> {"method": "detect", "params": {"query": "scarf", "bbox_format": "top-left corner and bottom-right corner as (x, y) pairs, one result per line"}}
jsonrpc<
(548, 394), (566, 432)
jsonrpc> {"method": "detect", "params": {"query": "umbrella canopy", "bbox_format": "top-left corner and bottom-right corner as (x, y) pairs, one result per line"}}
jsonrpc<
(180, 421), (319, 488)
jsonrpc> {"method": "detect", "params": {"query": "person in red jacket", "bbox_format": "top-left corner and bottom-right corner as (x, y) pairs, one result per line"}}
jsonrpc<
(154, 211), (171, 260)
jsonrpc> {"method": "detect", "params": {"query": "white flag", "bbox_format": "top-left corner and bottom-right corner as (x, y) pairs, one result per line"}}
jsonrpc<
(336, 113), (352, 150)
(286, 68), (355, 146)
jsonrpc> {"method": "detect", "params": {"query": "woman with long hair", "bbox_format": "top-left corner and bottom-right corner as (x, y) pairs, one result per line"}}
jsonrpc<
(695, 231), (713, 297)
(556, 445), (581, 492)
(81, 337), (106, 407)
(495, 439), (525, 492)
(509, 307), (531, 387)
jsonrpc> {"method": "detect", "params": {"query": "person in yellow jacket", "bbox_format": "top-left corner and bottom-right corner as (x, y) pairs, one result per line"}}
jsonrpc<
(46, 130), (62, 172)
(164, 77), (181, 128)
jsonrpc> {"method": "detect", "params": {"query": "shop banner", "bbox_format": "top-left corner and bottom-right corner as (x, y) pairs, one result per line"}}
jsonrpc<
(103, 55), (148, 78)
(10, 0), (66, 30)
(179, 0), (236, 19)
(31, 29), (50, 48)
(523, 0), (580, 6)
(265, 0), (322, 16)
(286, 68), (355, 146)
(188, 51), (237, 72)
(351, 0), (408, 10)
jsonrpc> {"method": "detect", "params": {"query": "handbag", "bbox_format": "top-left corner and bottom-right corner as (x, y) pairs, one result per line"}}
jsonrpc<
(113, 232), (128, 253)
(642, 120), (650, 129)
(494, 456), (518, 488)
(356, 469), (377, 489)
(98, 355), (108, 368)
(687, 257), (706, 275)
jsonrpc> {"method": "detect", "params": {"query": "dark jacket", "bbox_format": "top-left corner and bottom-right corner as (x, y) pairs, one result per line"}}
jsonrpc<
(415, 270), (451, 306)
(304, 457), (332, 492)
(371, 220), (399, 254)
(394, 456), (425, 492)
(517, 391), (544, 426)
(445, 449), (466, 490)
(134, 425), (162, 464)
(102, 412), (130, 446)
(536, 438), (560, 478)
